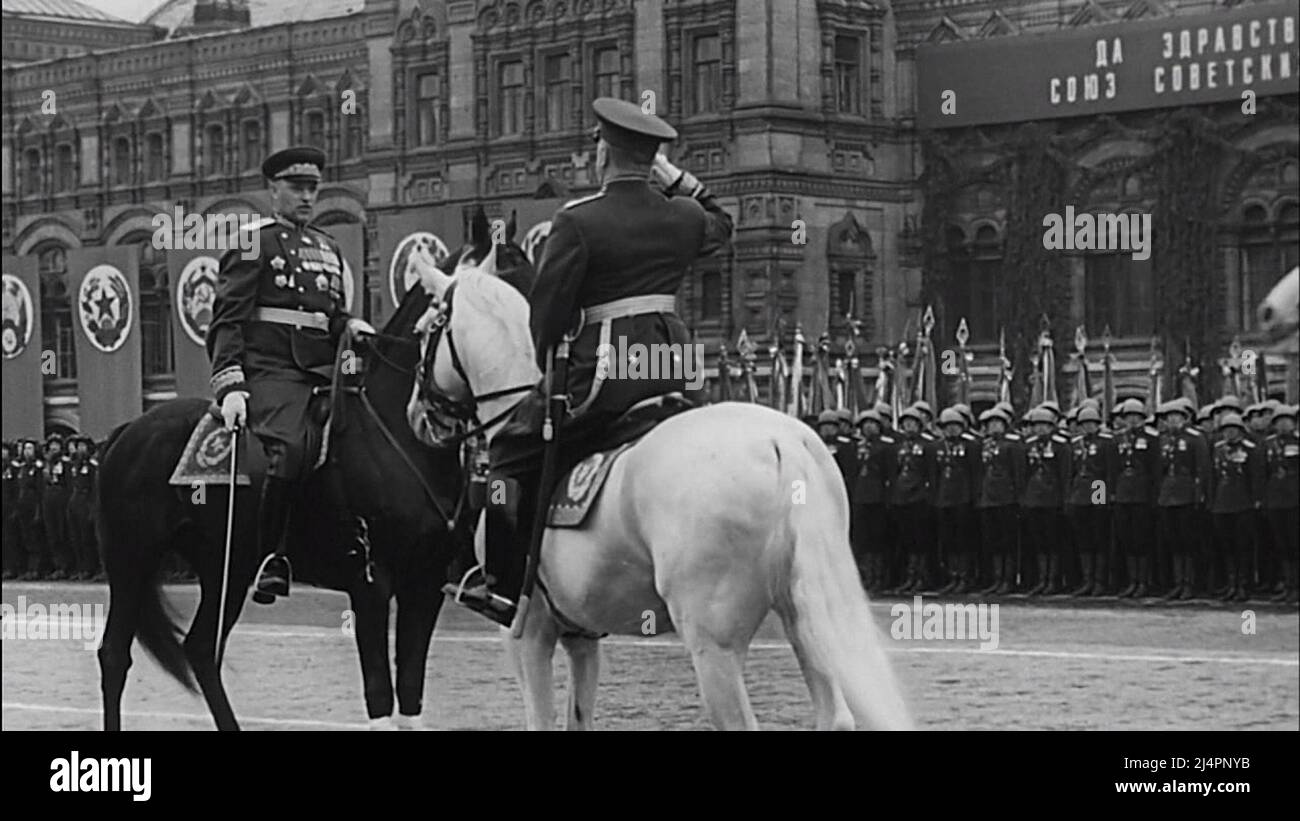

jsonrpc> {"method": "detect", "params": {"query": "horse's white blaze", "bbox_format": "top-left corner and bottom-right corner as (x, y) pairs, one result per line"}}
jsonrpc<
(407, 267), (912, 730)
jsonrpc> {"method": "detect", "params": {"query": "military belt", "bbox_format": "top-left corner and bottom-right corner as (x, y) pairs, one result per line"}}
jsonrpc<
(253, 307), (329, 331)
(583, 294), (677, 324)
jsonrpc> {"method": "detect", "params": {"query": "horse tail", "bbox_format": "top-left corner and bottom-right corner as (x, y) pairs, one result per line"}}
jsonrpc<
(136, 578), (197, 693)
(778, 429), (911, 730)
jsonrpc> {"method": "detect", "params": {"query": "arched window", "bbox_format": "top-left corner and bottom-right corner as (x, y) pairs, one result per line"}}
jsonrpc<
(204, 124), (225, 176)
(121, 231), (173, 379)
(827, 212), (875, 339)
(54, 143), (75, 192)
(144, 132), (165, 182)
(1083, 168), (1154, 337)
(37, 242), (76, 380)
(112, 136), (132, 186)
(23, 148), (42, 196)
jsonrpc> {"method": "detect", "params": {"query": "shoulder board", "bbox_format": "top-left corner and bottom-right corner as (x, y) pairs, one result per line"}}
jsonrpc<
(1144, 426), (1159, 436)
(1004, 433), (1021, 441)
(240, 217), (277, 233)
(1098, 432), (1113, 439)
(1186, 428), (1204, 437)
(879, 436), (895, 444)
(1051, 434), (1069, 444)
(562, 191), (606, 210)
(307, 223), (334, 239)
(1070, 434), (1084, 443)
(1241, 439), (1256, 448)
(960, 432), (978, 441)
(920, 432), (936, 441)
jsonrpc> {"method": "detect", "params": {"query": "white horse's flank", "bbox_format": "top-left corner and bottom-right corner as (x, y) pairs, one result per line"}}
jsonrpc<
(1259, 266), (1299, 343)
(407, 248), (911, 730)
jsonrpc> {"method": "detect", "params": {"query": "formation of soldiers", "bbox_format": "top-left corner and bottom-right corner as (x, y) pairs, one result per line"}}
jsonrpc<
(2, 433), (105, 581)
(810, 395), (1300, 605)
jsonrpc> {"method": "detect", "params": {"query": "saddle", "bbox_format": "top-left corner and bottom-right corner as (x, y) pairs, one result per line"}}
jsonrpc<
(168, 393), (332, 487)
(546, 392), (693, 527)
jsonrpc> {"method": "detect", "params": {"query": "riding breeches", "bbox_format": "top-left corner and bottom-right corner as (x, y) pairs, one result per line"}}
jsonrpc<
(246, 376), (329, 481)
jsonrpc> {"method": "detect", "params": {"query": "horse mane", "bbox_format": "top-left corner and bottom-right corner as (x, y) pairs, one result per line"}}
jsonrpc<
(453, 269), (537, 367)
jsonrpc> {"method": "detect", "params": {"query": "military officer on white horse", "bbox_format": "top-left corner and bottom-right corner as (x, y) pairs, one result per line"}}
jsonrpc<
(443, 98), (734, 625)
(208, 146), (375, 603)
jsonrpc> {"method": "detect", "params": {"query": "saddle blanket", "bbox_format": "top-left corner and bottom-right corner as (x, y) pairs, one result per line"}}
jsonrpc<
(546, 440), (637, 528)
(169, 412), (254, 486)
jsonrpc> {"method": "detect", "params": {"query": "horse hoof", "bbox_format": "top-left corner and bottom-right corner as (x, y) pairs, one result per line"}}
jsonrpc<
(393, 713), (421, 730)
(367, 716), (397, 731)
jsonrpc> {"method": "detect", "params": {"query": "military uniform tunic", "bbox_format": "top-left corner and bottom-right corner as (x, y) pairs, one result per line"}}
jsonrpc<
(207, 216), (351, 480)
(1264, 431), (1299, 562)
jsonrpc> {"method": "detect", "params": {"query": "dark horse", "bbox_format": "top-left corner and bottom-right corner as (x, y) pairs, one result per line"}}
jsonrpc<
(96, 207), (534, 729)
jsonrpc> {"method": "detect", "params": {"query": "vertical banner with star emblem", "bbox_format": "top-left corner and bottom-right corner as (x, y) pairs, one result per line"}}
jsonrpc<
(167, 248), (221, 400)
(2, 254), (43, 440)
(376, 210), (458, 327)
(68, 246), (141, 439)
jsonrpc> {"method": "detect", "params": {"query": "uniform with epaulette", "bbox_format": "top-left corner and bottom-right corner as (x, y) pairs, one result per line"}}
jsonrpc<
(851, 409), (895, 593)
(1209, 413), (1265, 602)
(931, 408), (981, 594)
(14, 442), (44, 578)
(65, 435), (99, 579)
(452, 99), (734, 622)
(976, 407), (1023, 595)
(207, 146), (370, 603)
(1, 443), (19, 579)
(1020, 407), (1072, 595)
(1263, 406), (1298, 604)
(1112, 399), (1159, 597)
(1155, 399), (1211, 600)
(1245, 400), (1281, 596)
(39, 435), (73, 578)
(1066, 406), (1118, 596)
(888, 407), (934, 594)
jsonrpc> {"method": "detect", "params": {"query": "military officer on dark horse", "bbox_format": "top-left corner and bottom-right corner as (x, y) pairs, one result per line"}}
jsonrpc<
(208, 146), (375, 604)
(443, 98), (734, 625)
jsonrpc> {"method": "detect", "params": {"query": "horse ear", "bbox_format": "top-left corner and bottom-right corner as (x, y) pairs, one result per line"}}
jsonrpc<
(506, 210), (517, 243)
(471, 206), (490, 250)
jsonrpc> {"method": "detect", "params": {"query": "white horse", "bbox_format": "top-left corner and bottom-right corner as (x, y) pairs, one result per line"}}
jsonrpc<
(405, 246), (911, 731)
(1258, 266), (1299, 343)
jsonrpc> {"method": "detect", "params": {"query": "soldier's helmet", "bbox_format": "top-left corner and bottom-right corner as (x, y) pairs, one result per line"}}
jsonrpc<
(1156, 400), (1187, 418)
(1065, 406), (1081, 422)
(834, 408), (853, 425)
(1215, 395), (1243, 413)
(952, 402), (975, 426)
(980, 407), (1011, 425)
(873, 401), (893, 419)
(1119, 398), (1146, 418)
(1040, 400), (1062, 418)
(911, 400), (934, 419)
(939, 408), (965, 427)
(817, 410), (839, 427)
(1078, 406), (1102, 424)
(899, 407), (924, 425)
(1027, 407), (1056, 425)
(1218, 412), (1246, 432)
(1272, 404), (1298, 422)
(856, 410), (881, 427)
(1197, 404), (1216, 423)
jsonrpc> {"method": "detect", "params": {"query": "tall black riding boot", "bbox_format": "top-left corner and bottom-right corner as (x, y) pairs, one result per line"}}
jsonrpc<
(252, 477), (294, 605)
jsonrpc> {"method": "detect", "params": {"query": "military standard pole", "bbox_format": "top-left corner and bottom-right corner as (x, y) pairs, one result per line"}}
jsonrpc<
(511, 338), (572, 638)
(215, 427), (239, 667)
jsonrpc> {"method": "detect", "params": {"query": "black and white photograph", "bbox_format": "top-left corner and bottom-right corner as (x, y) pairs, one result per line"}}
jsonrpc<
(1, 0), (1297, 781)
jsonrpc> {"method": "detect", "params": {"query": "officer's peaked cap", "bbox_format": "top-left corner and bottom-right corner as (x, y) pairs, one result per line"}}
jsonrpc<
(592, 98), (677, 156)
(262, 146), (325, 181)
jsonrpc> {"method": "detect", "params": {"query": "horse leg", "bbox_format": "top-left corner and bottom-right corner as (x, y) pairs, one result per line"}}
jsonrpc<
(392, 559), (442, 729)
(504, 601), (561, 730)
(558, 634), (600, 731)
(98, 563), (152, 731)
(666, 594), (765, 731)
(182, 542), (250, 732)
(349, 568), (395, 723)
(775, 601), (854, 730)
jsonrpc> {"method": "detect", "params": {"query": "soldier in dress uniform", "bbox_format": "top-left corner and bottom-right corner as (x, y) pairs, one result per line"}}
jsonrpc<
(932, 408), (981, 594)
(852, 409), (894, 593)
(15, 439), (44, 580)
(1263, 405), (1299, 604)
(976, 406), (1023, 595)
(888, 406), (934, 594)
(2, 441), (19, 580)
(873, 401), (897, 438)
(1066, 406), (1118, 596)
(208, 146), (376, 603)
(1210, 413), (1265, 602)
(40, 434), (73, 579)
(65, 435), (99, 580)
(816, 410), (858, 493)
(445, 98), (733, 624)
(1245, 400), (1281, 596)
(1020, 407), (1072, 595)
(1155, 400), (1211, 600)
(1113, 399), (1159, 598)
(911, 400), (936, 439)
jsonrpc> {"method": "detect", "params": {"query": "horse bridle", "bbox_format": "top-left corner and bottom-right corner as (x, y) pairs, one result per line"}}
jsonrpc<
(415, 279), (534, 447)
